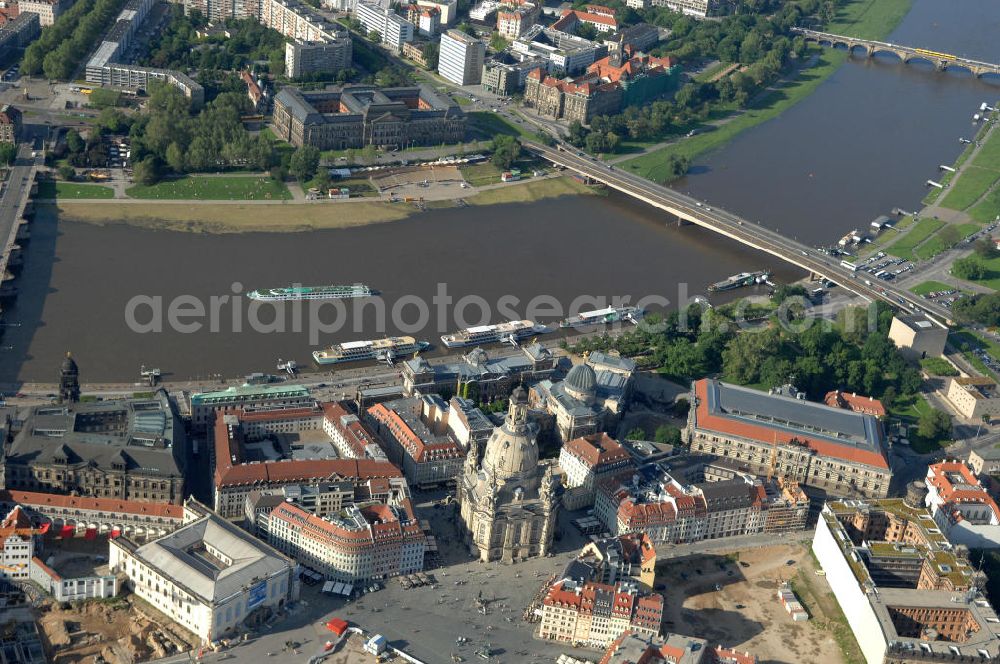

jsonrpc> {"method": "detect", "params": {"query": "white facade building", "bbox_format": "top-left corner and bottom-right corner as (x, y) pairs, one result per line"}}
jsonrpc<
(355, 1), (413, 49)
(438, 29), (486, 86)
(925, 461), (1000, 548)
(110, 500), (299, 644)
(415, 0), (456, 24)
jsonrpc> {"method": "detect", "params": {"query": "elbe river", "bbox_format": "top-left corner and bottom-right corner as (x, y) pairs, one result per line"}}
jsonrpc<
(4, 0), (999, 382)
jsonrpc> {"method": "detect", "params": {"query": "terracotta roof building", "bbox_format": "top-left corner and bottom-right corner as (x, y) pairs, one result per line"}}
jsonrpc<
(559, 432), (634, 509)
(365, 395), (468, 488)
(0, 489), (183, 540)
(212, 408), (404, 518)
(924, 460), (1000, 548)
(539, 578), (663, 647)
(262, 493), (425, 583)
(522, 40), (679, 124)
(594, 463), (809, 546)
(574, 533), (657, 591)
(823, 390), (886, 417)
(688, 379), (891, 498)
(551, 6), (618, 35)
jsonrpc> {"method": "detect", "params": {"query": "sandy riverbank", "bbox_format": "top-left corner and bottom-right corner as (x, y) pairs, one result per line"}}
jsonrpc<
(53, 176), (597, 233)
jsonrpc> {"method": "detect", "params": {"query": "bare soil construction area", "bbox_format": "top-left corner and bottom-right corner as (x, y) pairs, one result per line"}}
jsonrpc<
(656, 543), (862, 664)
(38, 598), (196, 664)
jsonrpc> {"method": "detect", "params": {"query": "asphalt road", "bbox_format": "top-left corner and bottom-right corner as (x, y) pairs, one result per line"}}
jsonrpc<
(526, 142), (954, 325)
(0, 137), (42, 281)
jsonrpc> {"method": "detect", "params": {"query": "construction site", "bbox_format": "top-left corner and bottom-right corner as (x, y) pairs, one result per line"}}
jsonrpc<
(655, 543), (859, 664)
(37, 597), (197, 664)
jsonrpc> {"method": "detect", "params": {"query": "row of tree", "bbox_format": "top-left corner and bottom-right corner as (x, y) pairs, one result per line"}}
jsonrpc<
(22, 0), (128, 80)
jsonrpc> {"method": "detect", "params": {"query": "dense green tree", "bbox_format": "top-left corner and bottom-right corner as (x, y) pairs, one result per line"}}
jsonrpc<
(917, 408), (952, 442)
(289, 145), (321, 182)
(57, 164), (76, 180)
(654, 425), (682, 445)
(422, 42), (439, 70)
(953, 257), (988, 280)
(66, 130), (84, 154)
(490, 135), (521, 170)
(165, 143), (186, 173)
(133, 156), (160, 186)
(974, 237), (999, 259)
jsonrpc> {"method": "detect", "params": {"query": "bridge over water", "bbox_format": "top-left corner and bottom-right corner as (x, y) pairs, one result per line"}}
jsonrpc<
(791, 28), (1000, 77)
(0, 146), (38, 307)
(526, 142), (953, 326)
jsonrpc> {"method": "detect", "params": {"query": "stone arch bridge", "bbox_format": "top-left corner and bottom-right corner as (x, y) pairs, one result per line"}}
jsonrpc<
(792, 28), (1000, 78)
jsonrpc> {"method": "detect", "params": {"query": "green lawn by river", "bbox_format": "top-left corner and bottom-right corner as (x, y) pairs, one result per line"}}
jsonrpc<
(620, 0), (914, 183)
(126, 175), (292, 200)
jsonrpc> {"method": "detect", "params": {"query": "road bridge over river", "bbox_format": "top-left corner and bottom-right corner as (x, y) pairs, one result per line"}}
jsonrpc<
(0, 145), (38, 305)
(791, 28), (1000, 77)
(526, 141), (953, 326)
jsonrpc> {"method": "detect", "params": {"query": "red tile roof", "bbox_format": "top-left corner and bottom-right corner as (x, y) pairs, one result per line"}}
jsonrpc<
(366, 402), (463, 463)
(926, 461), (1000, 523)
(213, 410), (402, 488)
(564, 433), (632, 470)
(824, 390), (886, 417)
(694, 379), (889, 469)
(0, 490), (183, 519)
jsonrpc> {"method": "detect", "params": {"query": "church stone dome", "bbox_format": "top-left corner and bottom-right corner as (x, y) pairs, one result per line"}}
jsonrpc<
(481, 388), (538, 481)
(565, 363), (596, 395)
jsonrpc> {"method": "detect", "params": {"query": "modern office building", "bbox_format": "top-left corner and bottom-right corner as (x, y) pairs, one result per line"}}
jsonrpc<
(649, 0), (717, 18)
(511, 24), (605, 76)
(110, 500), (299, 645)
(285, 37), (353, 78)
(438, 29), (485, 86)
(481, 53), (546, 95)
(812, 498), (1000, 663)
(945, 376), (1000, 420)
(272, 84), (465, 150)
(887, 314), (948, 360)
(85, 0), (205, 107)
(687, 378), (892, 498)
(355, 1), (413, 49)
